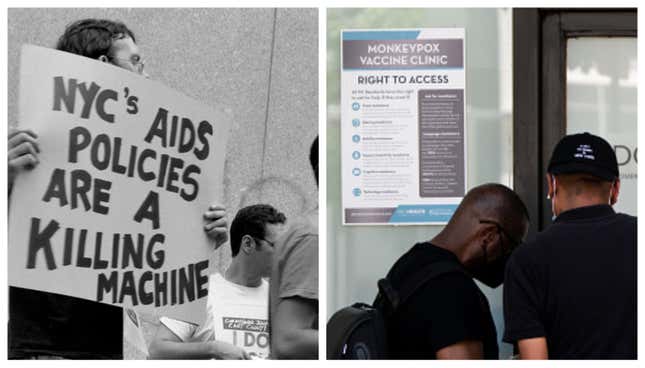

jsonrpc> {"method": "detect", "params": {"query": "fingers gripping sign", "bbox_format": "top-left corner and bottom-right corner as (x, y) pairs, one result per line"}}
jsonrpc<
(204, 204), (228, 249)
(8, 129), (41, 192)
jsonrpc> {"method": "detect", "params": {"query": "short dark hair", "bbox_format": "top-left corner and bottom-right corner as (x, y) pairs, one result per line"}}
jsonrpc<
(554, 172), (613, 199)
(310, 136), (318, 185)
(56, 19), (135, 59)
(230, 204), (286, 257)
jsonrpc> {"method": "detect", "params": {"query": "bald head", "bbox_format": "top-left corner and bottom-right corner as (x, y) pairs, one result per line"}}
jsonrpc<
(447, 183), (529, 245)
(429, 183), (529, 287)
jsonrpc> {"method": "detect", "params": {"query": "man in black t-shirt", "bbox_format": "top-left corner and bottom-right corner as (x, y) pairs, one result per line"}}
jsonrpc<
(386, 183), (529, 359)
(503, 133), (637, 359)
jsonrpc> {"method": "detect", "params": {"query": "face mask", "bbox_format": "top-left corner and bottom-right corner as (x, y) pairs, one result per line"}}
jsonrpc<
(471, 243), (508, 288)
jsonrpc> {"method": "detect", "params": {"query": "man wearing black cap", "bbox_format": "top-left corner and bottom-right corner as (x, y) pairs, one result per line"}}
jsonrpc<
(503, 132), (637, 359)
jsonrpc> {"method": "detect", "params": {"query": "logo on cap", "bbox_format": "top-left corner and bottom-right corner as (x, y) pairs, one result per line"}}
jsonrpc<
(574, 144), (595, 160)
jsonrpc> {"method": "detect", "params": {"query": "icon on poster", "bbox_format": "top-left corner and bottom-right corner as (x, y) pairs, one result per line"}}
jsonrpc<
(352, 188), (362, 197)
(352, 119), (360, 127)
(352, 151), (361, 160)
(352, 134), (360, 143)
(352, 102), (360, 111)
(352, 168), (361, 176)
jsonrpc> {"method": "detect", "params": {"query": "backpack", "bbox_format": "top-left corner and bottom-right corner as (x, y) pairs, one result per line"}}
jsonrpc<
(326, 261), (462, 359)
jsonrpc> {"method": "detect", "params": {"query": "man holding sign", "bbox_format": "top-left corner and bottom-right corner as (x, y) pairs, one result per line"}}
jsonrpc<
(8, 18), (229, 359)
(149, 204), (286, 359)
(8, 18), (146, 194)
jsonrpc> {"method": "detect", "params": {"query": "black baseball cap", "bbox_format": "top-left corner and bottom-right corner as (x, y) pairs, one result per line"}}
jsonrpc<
(547, 132), (619, 181)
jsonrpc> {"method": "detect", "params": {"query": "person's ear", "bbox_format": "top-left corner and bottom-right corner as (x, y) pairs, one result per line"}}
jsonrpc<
(98, 55), (110, 63)
(476, 223), (498, 257)
(482, 225), (499, 249)
(240, 235), (254, 255)
(610, 178), (621, 205)
(546, 173), (555, 199)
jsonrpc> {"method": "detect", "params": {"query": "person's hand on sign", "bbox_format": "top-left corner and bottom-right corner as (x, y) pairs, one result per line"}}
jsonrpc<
(8, 128), (40, 195)
(204, 204), (228, 249)
(211, 341), (250, 360)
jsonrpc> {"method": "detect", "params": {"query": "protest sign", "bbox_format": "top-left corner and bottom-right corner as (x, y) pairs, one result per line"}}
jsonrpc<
(9, 45), (231, 324)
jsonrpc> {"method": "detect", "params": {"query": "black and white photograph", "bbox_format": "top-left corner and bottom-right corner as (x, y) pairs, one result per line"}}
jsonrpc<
(7, 7), (318, 360)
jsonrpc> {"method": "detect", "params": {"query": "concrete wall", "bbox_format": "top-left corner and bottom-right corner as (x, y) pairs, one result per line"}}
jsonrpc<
(8, 8), (318, 359)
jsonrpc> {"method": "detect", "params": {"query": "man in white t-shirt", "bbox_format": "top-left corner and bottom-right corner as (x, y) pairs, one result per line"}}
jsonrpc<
(149, 204), (286, 359)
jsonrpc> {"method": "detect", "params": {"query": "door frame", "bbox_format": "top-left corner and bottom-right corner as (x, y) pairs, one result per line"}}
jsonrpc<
(513, 8), (636, 237)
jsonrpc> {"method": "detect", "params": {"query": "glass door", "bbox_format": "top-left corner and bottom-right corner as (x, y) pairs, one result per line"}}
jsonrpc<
(567, 37), (637, 215)
(513, 9), (636, 232)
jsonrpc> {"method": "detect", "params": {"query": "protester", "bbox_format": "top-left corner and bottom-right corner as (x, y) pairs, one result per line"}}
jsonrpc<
(383, 183), (529, 359)
(9, 19), (146, 195)
(269, 136), (319, 359)
(8, 18), (227, 359)
(503, 132), (637, 359)
(149, 204), (286, 359)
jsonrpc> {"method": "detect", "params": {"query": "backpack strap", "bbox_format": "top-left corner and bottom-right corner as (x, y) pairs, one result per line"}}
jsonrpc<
(376, 260), (464, 316)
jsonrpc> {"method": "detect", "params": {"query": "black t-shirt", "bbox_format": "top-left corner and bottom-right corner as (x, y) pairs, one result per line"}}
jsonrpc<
(386, 242), (499, 359)
(503, 205), (636, 359)
(9, 287), (123, 359)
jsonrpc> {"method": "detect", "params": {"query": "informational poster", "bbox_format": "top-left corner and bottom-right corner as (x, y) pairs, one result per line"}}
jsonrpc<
(9, 45), (231, 324)
(341, 29), (466, 225)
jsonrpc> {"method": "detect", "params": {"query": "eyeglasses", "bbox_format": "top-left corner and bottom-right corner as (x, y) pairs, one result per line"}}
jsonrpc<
(479, 219), (522, 256)
(109, 56), (145, 74)
(253, 237), (275, 248)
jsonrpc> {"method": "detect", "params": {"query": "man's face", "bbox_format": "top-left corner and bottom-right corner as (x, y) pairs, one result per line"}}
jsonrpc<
(108, 36), (147, 77)
(252, 223), (285, 278)
(492, 220), (528, 261)
(468, 218), (528, 288)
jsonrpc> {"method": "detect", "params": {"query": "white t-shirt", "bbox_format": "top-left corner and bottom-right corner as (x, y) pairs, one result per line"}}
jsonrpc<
(160, 273), (270, 359)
